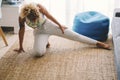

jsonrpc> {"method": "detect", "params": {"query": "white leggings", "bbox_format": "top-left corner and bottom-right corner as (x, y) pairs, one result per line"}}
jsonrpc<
(33, 19), (97, 56)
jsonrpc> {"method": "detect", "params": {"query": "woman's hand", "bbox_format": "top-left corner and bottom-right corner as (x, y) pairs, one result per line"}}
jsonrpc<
(60, 25), (68, 34)
(14, 48), (25, 53)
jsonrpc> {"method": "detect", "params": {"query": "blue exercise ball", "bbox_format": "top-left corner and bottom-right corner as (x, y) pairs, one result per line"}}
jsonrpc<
(72, 11), (109, 41)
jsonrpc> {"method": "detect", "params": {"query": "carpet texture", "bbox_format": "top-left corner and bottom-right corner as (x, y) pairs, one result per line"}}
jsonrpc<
(0, 30), (117, 80)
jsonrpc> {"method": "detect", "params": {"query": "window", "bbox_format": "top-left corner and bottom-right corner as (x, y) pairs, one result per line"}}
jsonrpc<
(25, 0), (115, 28)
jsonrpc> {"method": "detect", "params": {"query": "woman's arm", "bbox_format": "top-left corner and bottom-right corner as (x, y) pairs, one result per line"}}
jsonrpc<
(14, 17), (25, 53)
(37, 4), (66, 33)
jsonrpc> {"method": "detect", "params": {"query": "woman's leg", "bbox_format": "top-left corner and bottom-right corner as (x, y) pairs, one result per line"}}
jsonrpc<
(33, 30), (49, 57)
(44, 20), (110, 49)
(59, 29), (110, 49)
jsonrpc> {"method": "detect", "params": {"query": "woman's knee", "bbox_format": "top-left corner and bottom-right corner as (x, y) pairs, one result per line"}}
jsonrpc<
(33, 48), (46, 57)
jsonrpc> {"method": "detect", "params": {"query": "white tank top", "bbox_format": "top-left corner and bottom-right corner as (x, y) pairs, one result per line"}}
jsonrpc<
(25, 12), (46, 29)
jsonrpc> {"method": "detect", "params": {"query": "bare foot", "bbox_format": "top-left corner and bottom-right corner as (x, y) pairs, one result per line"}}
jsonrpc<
(96, 41), (111, 50)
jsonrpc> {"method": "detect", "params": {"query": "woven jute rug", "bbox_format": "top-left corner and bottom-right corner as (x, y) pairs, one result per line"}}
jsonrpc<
(0, 30), (117, 80)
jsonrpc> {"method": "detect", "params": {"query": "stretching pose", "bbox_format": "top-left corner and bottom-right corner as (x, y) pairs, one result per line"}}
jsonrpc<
(14, 3), (110, 57)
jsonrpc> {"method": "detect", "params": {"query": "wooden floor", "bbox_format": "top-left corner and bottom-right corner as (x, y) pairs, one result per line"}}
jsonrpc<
(0, 32), (17, 58)
(0, 26), (31, 58)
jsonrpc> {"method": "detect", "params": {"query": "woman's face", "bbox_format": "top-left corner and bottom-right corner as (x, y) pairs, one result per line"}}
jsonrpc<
(27, 7), (39, 22)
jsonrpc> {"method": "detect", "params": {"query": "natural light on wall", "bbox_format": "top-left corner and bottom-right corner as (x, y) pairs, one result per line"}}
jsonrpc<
(24, 0), (115, 29)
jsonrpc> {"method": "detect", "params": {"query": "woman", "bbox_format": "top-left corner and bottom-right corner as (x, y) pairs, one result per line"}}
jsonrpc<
(14, 3), (110, 57)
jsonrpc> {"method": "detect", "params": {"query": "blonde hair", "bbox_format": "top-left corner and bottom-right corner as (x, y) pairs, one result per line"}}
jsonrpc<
(20, 3), (39, 19)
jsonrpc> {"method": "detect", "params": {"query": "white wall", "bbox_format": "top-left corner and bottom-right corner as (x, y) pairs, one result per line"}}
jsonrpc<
(115, 0), (120, 8)
(49, 0), (66, 24)
(0, 0), (2, 18)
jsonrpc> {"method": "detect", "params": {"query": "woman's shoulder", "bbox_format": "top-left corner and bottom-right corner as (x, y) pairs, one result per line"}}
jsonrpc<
(19, 15), (26, 23)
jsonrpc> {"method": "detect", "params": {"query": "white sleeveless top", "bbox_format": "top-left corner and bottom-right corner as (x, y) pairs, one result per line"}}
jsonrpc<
(25, 13), (46, 29)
